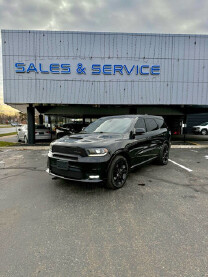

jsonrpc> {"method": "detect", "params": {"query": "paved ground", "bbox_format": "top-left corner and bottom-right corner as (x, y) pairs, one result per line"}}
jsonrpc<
(0, 148), (208, 277)
(0, 127), (17, 135)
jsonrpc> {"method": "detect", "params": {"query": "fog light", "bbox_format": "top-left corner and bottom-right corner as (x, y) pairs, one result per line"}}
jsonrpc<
(89, 175), (100, 179)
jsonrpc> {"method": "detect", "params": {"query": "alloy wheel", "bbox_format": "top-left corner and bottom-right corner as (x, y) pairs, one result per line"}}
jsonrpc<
(163, 145), (169, 163)
(112, 159), (128, 188)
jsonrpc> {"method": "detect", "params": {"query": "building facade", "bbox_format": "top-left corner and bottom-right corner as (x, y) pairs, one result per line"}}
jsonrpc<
(1, 30), (208, 143)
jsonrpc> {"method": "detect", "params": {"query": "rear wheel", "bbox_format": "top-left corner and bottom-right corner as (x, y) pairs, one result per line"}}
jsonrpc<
(201, 129), (207, 135)
(156, 143), (169, 165)
(106, 155), (128, 189)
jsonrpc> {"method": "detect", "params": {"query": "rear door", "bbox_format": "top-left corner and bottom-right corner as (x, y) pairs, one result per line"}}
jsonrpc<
(145, 118), (162, 158)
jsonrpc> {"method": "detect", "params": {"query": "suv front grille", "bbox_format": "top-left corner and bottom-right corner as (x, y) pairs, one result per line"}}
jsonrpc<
(52, 145), (87, 157)
(53, 153), (78, 160)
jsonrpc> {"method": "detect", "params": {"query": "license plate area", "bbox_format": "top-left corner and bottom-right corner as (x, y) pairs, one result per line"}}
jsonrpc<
(56, 160), (68, 170)
(39, 132), (44, 135)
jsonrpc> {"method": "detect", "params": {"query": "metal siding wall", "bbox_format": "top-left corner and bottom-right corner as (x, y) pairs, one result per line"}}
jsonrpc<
(1, 30), (208, 105)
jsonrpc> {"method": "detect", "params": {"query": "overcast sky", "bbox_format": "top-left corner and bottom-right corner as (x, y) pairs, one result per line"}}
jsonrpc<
(0, 0), (208, 102)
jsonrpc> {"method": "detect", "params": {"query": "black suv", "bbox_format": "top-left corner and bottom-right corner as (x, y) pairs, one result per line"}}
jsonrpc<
(56, 122), (89, 139)
(47, 115), (171, 189)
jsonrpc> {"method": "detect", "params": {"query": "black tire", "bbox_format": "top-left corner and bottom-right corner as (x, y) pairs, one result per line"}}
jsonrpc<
(156, 143), (169, 165)
(106, 155), (129, 189)
(201, 129), (207, 135)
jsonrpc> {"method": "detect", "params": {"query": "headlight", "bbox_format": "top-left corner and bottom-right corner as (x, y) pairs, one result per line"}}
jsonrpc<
(87, 148), (108, 156)
(49, 143), (53, 152)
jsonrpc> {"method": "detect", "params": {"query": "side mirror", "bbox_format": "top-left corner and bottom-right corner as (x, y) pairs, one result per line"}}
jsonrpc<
(134, 128), (146, 135)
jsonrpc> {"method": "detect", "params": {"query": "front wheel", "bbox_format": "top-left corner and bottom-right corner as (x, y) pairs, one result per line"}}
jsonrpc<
(106, 155), (129, 189)
(201, 129), (207, 135)
(156, 143), (170, 165)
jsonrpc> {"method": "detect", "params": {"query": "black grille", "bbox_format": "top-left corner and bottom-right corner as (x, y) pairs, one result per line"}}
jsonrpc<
(53, 154), (78, 160)
(52, 145), (87, 157)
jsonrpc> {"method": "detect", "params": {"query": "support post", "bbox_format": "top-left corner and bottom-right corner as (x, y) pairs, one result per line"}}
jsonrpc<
(27, 104), (35, 144)
(39, 114), (43, 125)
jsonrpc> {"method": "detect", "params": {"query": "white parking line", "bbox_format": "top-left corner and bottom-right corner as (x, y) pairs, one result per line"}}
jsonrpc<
(205, 155), (208, 160)
(9, 155), (23, 159)
(190, 150), (198, 153)
(169, 159), (193, 172)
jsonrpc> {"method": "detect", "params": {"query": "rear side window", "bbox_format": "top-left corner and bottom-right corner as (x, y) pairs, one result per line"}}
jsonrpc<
(135, 118), (146, 131)
(145, 118), (158, 132)
(35, 125), (47, 129)
(155, 118), (167, 129)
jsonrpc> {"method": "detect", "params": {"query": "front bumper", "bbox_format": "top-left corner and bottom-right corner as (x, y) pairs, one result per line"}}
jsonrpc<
(46, 168), (103, 183)
(192, 128), (200, 134)
(47, 151), (110, 182)
(35, 135), (51, 140)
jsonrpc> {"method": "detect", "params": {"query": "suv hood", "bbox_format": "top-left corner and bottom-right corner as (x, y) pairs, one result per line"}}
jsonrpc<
(53, 133), (124, 147)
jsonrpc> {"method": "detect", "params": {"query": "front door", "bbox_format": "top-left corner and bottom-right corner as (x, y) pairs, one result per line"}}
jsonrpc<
(128, 118), (150, 167)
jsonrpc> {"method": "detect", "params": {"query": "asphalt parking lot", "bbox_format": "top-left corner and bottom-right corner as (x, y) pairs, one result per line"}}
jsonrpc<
(0, 148), (208, 277)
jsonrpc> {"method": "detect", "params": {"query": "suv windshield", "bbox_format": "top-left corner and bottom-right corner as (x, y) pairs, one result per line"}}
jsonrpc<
(82, 117), (133, 134)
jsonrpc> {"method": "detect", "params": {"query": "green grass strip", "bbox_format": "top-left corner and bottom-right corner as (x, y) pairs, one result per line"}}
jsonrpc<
(0, 132), (17, 137)
(0, 141), (18, 147)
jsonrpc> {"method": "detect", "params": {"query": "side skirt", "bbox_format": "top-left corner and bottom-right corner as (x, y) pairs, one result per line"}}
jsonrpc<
(130, 156), (157, 169)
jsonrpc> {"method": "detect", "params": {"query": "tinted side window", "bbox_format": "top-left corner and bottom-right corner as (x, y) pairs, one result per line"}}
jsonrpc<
(145, 118), (158, 132)
(155, 118), (167, 129)
(135, 118), (146, 131)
